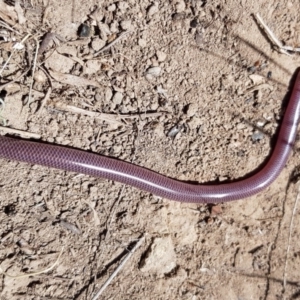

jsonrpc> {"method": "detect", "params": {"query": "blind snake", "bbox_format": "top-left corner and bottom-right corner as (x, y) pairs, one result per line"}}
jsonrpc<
(0, 71), (300, 203)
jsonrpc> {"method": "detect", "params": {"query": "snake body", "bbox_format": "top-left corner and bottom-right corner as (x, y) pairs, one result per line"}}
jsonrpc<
(0, 72), (300, 203)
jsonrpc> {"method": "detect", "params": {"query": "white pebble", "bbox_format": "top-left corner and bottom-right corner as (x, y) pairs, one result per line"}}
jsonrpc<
(252, 131), (264, 142)
(112, 92), (123, 105)
(186, 103), (198, 117)
(105, 88), (113, 102)
(120, 20), (132, 30)
(107, 4), (116, 11)
(146, 66), (161, 77)
(34, 70), (47, 83)
(148, 2), (159, 17)
(175, 0), (186, 13)
(113, 145), (122, 154)
(256, 120), (266, 127)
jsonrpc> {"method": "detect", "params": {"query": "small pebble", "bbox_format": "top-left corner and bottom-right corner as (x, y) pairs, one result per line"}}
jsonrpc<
(34, 70), (47, 83)
(157, 85), (168, 97)
(199, 11), (206, 17)
(146, 66), (161, 77)
(256, 120), (266, 127)
(195, 29), (203, 45)
(113, 145), (122, 154)
(112, 92), (123, 105)
(190, 19), (198, 28)
(107, 3), (116, 11)
(110, 21), (118, 33)
(148, 2), (159, 16)
(78, 24), (91, 37)
(168, 125), (182, 137)
(264, 123), (273, 131)
(138, 38), (147, 48)
(236, 123), (245, 130)
(251, 131), (264, 142)
(154, 123), (165, 138)
(85, 60), (101, 75)
(145, 66), (161, 81)
(120, 20), (132, 30)
(175, 0), (186, 13)
(156, 50), (167, 62)
(218, 176), (228, 182)
(105, 88), (113, 102)
(172, 12), (186, 21)
(91, 38), (106, 51)
(247, 66), (256, 73)
(186, 103), (198, 117)
(95, 93), (102, 102)
(249, 74), (264, 85)
(262, 113), (272, 120)
(267, 71), (272, 79)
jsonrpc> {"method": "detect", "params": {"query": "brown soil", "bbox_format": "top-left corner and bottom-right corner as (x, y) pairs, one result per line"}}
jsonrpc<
(0, 0), (300, 299)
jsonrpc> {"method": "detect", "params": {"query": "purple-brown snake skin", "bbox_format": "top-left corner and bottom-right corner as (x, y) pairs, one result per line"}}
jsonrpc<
(1, 71), (300, 203)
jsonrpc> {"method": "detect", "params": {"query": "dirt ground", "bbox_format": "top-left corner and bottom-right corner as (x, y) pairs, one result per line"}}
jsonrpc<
(0, 0), (300, 299)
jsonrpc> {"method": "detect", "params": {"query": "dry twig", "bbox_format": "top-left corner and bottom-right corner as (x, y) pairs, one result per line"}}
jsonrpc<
(92, 237), (145, 300)
(0, 247), (64, 278)
(94, 30), (132, 56)
(52, 103), (125, 126)
(0, 126), (41, 139)
(255, 13), (299, 55)
(27, 37), (39, 106)
(283, 183), (300, 293)
(52, 103), (164, 126)
(0, 20), (21, 35)
(37, 86), (52, 113)
(0, 67), (31, 90)
(0, 33), (31, 76)
(0, 99), (6, 125)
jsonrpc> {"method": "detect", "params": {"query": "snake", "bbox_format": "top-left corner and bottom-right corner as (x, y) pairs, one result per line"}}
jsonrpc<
(0, 71), (300, 203)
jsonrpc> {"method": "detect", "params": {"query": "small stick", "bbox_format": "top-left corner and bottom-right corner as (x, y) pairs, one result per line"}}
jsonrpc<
(37, 86), (52, 114)
(52, 103), (164, 125)
(0, 99), (7, 126)
(0, 67), (31, 91)
(0, 33), (31, 76)
(120, 112), (164, 119)
(14, 0), (26, 24)
(255, 13), (291, 55)
(94, 30), (131, 56)
(92, 237), (145, 300)
(255, 13), (283, 48)
(283, 183), (300, 292)
(246, 83), (274, 94)
(0, 246), (64, 279)
(0, 126), (41, 139)
(27, 37), (39, 105)
(0, 20), (21, 35)
(52, 103), (125, 126)
(281, 45), (300, 52)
